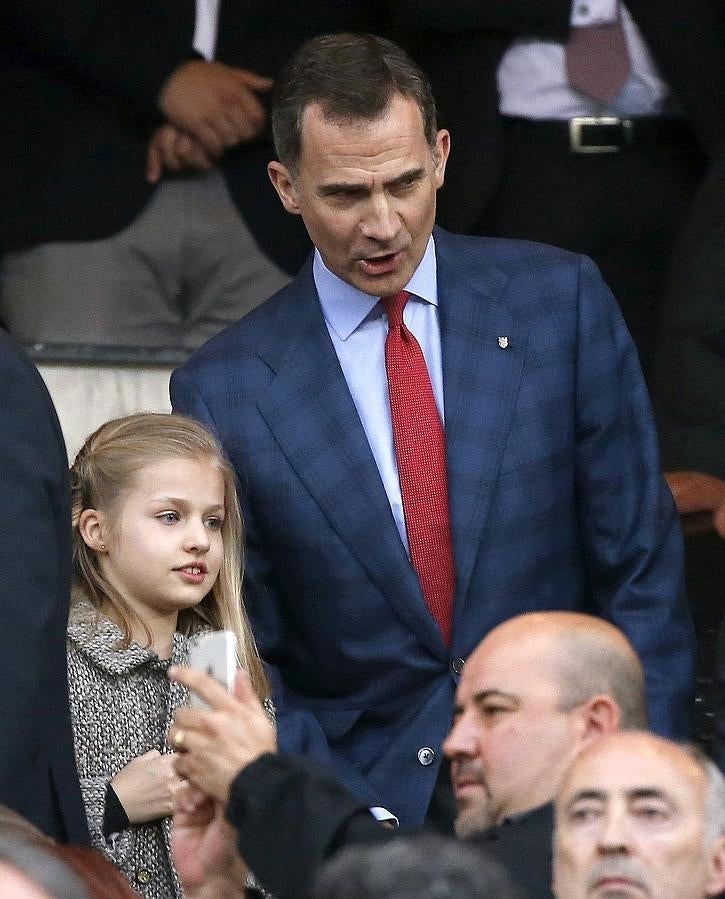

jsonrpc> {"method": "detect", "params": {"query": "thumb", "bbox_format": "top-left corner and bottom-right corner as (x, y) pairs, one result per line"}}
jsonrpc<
(233, 669), (257, 704)
(140, 748), (162, 760)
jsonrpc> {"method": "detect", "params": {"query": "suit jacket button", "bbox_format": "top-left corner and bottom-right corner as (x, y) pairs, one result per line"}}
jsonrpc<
(135, 869), (151, 885)
(451, 657), (465, 675)
(417, 747), (435, 766)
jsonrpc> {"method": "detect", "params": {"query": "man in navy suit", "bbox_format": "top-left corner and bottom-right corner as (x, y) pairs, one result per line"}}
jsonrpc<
(171, 33), (695, 827)
(0, 330), (88, 843)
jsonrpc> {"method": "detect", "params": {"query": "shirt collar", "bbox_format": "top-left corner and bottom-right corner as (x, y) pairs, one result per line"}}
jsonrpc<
(314, 236), (438, 341)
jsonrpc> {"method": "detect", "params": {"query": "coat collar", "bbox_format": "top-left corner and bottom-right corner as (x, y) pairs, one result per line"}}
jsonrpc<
(67, 599), (188, 674)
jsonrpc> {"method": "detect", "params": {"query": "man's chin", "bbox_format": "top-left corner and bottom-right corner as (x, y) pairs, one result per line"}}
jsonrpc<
(453, 801), (494, 838)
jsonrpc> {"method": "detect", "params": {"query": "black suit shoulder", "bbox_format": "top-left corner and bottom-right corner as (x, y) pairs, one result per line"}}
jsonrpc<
(472, 803), (555, 899)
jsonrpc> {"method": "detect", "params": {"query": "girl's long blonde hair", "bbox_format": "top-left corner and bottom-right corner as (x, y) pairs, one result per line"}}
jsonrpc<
(70, 412), (269, 700)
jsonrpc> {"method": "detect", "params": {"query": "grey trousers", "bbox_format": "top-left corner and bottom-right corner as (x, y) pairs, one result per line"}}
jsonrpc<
(1, 170), (290, 358)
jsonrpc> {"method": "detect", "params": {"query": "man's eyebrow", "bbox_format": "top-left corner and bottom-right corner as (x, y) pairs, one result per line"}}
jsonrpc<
(566, 789), (607, 806)
(317, 167), (426, 196)
(385, 167), (425, 187)
(626, 787), (671, 802)
(317, 181), (367, 196)
(471, 689), (519, 706)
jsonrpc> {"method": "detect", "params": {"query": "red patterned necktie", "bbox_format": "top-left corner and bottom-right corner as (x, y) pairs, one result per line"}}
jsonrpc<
(565, 14), (631, 105)
(382, 290), (455, 645)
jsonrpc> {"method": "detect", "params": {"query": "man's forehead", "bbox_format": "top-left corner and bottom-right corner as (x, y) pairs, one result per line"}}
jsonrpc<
(562, 740), (706, 806)
(298, 94), (427, 153)
(458, 634), (557, 698)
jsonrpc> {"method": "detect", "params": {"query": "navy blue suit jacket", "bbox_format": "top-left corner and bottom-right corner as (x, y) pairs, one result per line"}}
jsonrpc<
(171, 229), (695, 825)
(0, 330), (88, 842)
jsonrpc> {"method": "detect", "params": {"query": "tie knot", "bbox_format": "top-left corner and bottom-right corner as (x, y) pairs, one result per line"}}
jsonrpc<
(381, 290), (410, 328)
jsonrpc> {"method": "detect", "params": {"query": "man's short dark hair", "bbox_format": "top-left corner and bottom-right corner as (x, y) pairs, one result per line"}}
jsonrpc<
(272, 33), (438, 171)
(311, 834), (522, 899)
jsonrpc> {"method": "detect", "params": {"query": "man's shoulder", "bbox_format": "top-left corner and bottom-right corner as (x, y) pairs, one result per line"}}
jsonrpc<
(435, 227), (583, 272)
(471, 803), (555, 899)
(0, 329), (62, 421)
(473, 802), (554, 848)
(0, 327), (40, 383)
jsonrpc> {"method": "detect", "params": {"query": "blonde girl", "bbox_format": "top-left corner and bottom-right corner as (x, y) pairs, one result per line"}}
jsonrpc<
(67, 412), (269, 899)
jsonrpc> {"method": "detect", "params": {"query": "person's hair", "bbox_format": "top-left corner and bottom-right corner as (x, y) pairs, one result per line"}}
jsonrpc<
(550, 622), (648, 729)
(683, 745), (725, 844)
(50, 846), (139, 899)
(272, 32), (438, 171)
(0, 835), (90, 899)
(70, 412), (269, 700)
(312, 834), (522, 899)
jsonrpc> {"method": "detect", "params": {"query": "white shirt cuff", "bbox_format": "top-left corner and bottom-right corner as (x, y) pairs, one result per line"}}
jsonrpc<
(570, 0), (619, 28)
(370, 807), (399, 827)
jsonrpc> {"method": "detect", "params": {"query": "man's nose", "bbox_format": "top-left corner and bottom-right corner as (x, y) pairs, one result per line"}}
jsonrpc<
(359, 195), (399, 242)
(443, 714), (477, 760)
(596, 807), (631, 854)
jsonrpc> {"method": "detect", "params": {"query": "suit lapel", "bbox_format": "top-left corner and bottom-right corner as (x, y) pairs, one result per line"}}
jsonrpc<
(435, 232), (528, 629)
(256, 266), (447, 657)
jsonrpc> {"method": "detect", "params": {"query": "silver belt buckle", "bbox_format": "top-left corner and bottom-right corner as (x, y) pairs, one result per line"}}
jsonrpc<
(569, 116), (632, 154)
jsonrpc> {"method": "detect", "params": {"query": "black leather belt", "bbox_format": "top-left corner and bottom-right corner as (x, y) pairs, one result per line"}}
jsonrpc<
(503, 115), (696, 154)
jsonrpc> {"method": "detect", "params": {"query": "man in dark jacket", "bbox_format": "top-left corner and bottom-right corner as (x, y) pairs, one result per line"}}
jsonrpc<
(0, 329), (88, 843)
(168, 611), (647, 899)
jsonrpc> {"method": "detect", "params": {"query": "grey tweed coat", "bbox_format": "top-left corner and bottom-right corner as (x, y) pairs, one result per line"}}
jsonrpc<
(67, 601), (189, 899)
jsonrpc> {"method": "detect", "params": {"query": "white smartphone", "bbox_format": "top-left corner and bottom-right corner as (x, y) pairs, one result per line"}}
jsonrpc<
(186, 630), (237, 709)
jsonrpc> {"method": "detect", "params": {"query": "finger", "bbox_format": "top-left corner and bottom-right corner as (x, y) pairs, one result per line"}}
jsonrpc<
(172, 706), (218, 732)
(225, 105), (264, 144)
(169, 665), (240, 712)
(232, 669), (259, 706)
(714, 503), (725, 538)
(161, 128), (186, 172)
(175, 783), (214, 819)
(172, 132), (214, 170)
(186, 122), (225, 157)
(146, 140), (163, 184)
(161, 753), (179, 771)
(180, 135), (215, 170)
(218, 117), (244, 148)
(168, 775), (186, 806)
(172, 749), (199, 788)
(233, 88), (267, 126)
(237, 70), (274, 91)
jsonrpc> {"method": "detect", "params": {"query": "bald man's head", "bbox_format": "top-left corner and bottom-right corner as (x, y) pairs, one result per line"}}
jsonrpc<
(444, 612), (646, 837)
(553, 732), (725, 899)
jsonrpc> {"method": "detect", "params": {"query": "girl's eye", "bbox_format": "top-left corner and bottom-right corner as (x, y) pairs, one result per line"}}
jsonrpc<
(158, 511), (180, 524)
(205, 517), (224, 530)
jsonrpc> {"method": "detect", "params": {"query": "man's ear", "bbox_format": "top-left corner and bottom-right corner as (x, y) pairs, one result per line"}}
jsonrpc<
(433, 129), (451, 189)
(577, 694), (621, 748)
(268, 161), (303, 215)
(78, 508), (108, 553)
(705, 835), (725, 896)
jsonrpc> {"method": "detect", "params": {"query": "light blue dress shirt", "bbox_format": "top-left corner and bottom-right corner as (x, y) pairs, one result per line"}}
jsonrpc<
(313, 236), (444, 553)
